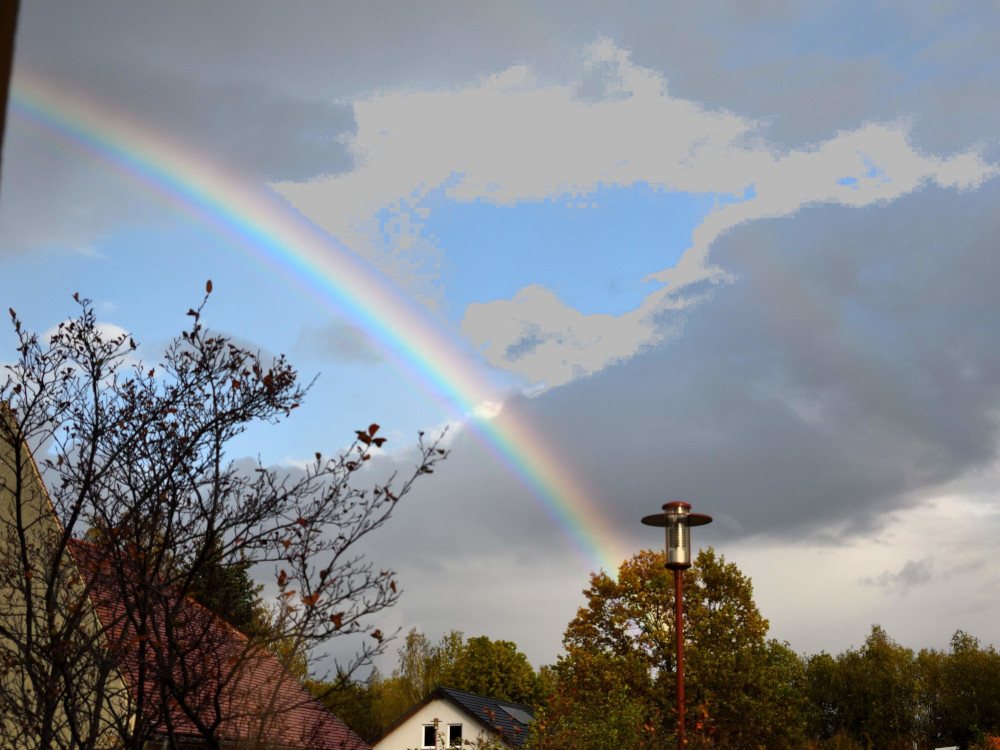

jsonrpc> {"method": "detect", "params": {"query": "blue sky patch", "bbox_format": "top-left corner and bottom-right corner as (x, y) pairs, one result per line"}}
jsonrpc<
(421, 184), (741, 319)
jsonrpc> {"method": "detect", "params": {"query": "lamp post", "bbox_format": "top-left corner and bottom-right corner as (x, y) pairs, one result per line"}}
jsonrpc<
(642, 502), (712, 750)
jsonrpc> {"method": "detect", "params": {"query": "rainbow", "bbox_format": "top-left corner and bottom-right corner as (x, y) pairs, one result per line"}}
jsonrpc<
(9, 69), (625, 574)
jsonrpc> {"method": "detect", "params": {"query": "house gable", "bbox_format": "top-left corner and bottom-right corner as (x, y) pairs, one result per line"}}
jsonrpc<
(372, 687), (534, 749)
(0, 410), (131, 749)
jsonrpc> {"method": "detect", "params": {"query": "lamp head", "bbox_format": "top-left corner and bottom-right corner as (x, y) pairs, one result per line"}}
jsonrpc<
(641, 501), (712, 570)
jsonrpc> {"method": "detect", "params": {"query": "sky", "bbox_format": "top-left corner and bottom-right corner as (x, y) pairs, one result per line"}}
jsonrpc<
(3, 1), (1000, 674)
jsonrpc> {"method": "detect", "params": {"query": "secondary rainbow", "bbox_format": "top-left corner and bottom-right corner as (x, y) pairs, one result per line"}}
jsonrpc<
(10, 69), (624, 574)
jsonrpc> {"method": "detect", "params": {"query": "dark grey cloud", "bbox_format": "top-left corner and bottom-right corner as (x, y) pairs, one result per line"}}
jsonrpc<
(30, 62), (357, 184)
(24, 2), (1000, 131)
(358, 430), (577, 571)
(13, 2), (563, 101)
(0, 59), (355, 249)
(22, 1), (997, 154)
(8, 1), (997, 257)
(860, 557), (934, 593)
(0, 123), (155, 254)
(16, 3), (359, 175)
(619, 2), (1000, 155)
(5, 6), (356, 255)
(512, 178), (1000, 548)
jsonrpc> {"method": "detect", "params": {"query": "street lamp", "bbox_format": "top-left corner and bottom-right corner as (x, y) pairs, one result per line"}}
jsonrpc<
(642, 502), (712, 750)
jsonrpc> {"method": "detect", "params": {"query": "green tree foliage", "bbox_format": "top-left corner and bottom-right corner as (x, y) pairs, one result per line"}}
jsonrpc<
(448, 635), (541, 705)
(805, 651), (842, 741)
(840, 625), (919, 749)
(684, 550), (807, 748)
(945, 631), (1000, 745)
(752, 639), (811, 748)
(307, 673), (384, 744)
(379, 629), (542, 707)
(806, 625), (922, 750)
(307, 580), (1000, 750)
(530, 548), (807, 750)
(187, 536), (267, 636)
(918, 631), (1000, 748)
(187, 536), (318, 682)
(803, 626), (1000, 750)
(915, 645), (949, 746)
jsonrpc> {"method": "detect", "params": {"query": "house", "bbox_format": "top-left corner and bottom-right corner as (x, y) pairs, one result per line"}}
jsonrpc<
(372, 687), (534, 749)
(68, 538), (367, 750)
(0, 410), (125, 749)
(0, 413), (367, 750)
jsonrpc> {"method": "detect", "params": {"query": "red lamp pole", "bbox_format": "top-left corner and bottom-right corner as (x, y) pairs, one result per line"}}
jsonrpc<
(642, 502), (712, 750)
(674, 567), (685, 746)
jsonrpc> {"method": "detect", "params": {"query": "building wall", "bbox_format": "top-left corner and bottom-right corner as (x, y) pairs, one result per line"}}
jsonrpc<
(373, 698), (499, 750)
(0, 418), (129, 750)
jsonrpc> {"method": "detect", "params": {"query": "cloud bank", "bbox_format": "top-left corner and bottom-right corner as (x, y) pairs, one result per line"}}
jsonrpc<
(274, 39), (997, 389)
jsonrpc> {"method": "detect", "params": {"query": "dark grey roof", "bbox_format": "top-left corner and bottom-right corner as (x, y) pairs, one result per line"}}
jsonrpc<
(433, 687), (535, 747)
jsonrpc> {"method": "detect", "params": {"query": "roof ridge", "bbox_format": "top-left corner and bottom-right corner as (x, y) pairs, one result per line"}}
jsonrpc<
(435, 686), (535, 711)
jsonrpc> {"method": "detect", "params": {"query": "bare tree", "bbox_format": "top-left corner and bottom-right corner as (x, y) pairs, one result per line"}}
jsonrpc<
(0, 286), (446, 750)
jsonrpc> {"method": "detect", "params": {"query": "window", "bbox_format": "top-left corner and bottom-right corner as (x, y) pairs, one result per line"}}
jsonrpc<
(423, 724), (436, 748)
(448, 724), (462, 746)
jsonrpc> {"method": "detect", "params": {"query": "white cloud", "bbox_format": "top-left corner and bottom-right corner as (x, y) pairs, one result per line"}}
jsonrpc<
(273, 39), (999, 389)
(655, 121), (999, 289)
(462, 283), (698, 388)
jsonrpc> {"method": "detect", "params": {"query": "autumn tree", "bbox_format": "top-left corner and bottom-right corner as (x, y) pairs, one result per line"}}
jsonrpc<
(530, 548), (807, 750)
(0, 289), (445, 750)
(529, 646), (661, 750)
(684, 552), (808, 748)
(944, 631), (1000, 745)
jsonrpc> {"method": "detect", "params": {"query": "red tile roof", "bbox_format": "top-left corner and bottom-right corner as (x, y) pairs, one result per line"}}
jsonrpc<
(68, 539), (367, 750)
